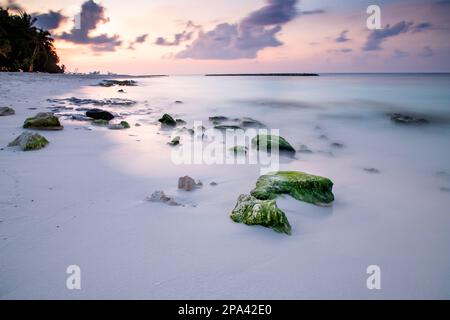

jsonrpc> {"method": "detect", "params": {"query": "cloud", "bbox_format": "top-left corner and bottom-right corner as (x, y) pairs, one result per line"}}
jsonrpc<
(128, 34), (148, 50)
(4, 0), (22, 11)
(176, 0), (319, 60)
(393, 49), (409, 59)
(301, 9), (325, 15)
(418, 46), (434, 58)
(411, 22), (433, 33)
(363, 21), (434, 51)
(56, 0), (122, 52)
(155, 21), (200, 46)
(335, 30), (350, 43)
(363, 21), (413, 51)
(33, 10), (67, 31)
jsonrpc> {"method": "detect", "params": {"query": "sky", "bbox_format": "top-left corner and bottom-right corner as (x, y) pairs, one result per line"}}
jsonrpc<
(3, 0), (450, 74)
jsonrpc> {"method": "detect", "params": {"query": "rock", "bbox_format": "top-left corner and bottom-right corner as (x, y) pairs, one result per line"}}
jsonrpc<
(135, 123), (141, 127)
(230, 194), (291, 235)
(230, 145), (248, 154)
(175, 100), (183, 104)
(48, 97), (136, 107)
(388, 113), (428, 124)
(318, 134), (328, 140)
(117, 89), (125, 93)
(92, 119), (110, 126)
(69, 114), (91, 121)
(251, 171), (335, 206)
(209, 116), (228, 123)
(241, 117), (264, 128)
(108, 121), (130, 130)
(158, 113), (177, 126)
(298, 144), (313, 153)
(98, 80), (137, 87)
(176, 119), (186, 125)
(23, 112), (63, 130)
(210, 181), (218, 186)
(214, 125), (242, 131)
(168, 136), (180, 146)
(8, 132), (49, 151)
(86, 108), (114, 121)
(364, 168), (380, 174)
(178, 176), (202, 191)
(331, 142), (344, 148)
(0, 106), (15, 116)
(146, 191), (182, 206)
(252, 134), (295, 153)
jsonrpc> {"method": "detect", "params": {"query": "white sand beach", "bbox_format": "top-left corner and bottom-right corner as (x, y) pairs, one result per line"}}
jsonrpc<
(1, 73), (450, 299)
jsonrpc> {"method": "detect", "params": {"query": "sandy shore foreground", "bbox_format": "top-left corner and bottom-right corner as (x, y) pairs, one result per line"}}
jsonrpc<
(1, 73), (449, 299)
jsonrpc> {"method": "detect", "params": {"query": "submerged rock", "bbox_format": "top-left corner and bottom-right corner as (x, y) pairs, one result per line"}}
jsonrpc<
(388, 113), (428, 124)
(175, 100), (183, 104)
(86, 108), (114, 121)
(98, 80), (137, 87)
(23, 112), (63, 130)
(168, 136), (180, 146)
(146, 191), (182, 206)
(0, 106), (15, 116)
(331, 142), (344, 148)
(158, 113), (177, 126)
(241, 117), (264, 128)
(8, 132), (49, 151)
(48, 97), (136, 107)
(210, 181), (218, 186)
(251, 171), (335, 206)
(364, 167), (380, 174)
(252, 134), (295, 153)
(92, 119), (110, 126)
(214, 124), (242, 131)
(176, 119), (186, 125)
(209, 116), (228, 123)
(230, 194), (291, 235)
(178, 176), (202, 191)
(108, 121), (130, 130)
(117, 89), (125, 93)
(298, 144), (313, 153)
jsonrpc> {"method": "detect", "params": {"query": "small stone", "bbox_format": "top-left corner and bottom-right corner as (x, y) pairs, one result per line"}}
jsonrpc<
(0, 106), (15, 116)
(252, 134), (295, 153)
(135, 123), (141, 127)
(176, 119), (186, 125)
(210, 182), (218, 186)
(388, 113), (428, 125)
(92, 119), (110, 126)
(364, 168), (380, 174)
(146, 190), (182, 206)
(175, 100), (183, 104)
(331, 142), (344, 148)
(298, 144), (313, 153)
(168, 136), (180, 146)
(178, 176), (202, 191)
(23, 112), (63, 130)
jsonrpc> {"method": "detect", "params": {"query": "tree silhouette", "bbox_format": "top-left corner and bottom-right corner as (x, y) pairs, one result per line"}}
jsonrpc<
(0, 7), (64, 73)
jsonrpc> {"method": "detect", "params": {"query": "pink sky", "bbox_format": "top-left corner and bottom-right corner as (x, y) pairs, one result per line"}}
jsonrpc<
(4, 0), (450, 74)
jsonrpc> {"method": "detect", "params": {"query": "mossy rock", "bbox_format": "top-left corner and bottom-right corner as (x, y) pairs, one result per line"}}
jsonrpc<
(251, 134), (295, 153)
(120, 121), (130, 128)
(8, 132), (49, 151)
(158, 113), (176, 126)
(0, 106), (15, 116)
(230, 194), (291, 235)
(23, 112), (63, 130)
(92, 119), (110, 126)
(251, 171), (334, 206)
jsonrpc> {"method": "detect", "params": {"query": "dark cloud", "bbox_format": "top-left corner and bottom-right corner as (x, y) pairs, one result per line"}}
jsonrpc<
(56, 0), (122, 52)
(363, 21), (433, 51)
(363, 21), (413, 51)
(177, 0), (319, 59)
(412, 22), (433, 33)
(335, 30), (350, 43)
(128, 34), (148, 50)
(418, 46), (434, 58)
(393, 49), (409, 59)
(33, 10), (67, 31)
(302, 9), (325, 15)
(155, 21), (200, 46)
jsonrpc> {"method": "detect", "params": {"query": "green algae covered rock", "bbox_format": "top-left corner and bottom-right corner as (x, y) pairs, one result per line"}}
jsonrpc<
(251, 171), (334, 206)
(230, 194), (291, 235)
(158, 113), (177, 126)
(251, 134), (295, 153)
(23, 112), (63, 130)
(8, 132), (49, 151)
(120, 121), (130, 128)
(92, 119), (110, 126)
(229, 145), (248, 154)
